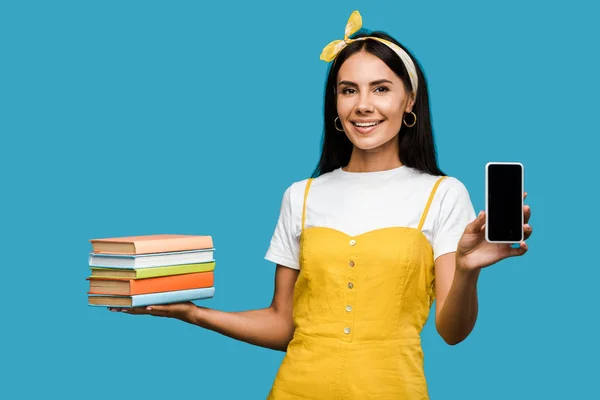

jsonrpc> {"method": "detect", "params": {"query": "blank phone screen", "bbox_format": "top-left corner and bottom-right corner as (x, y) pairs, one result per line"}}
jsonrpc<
(487, 163), (523, 242)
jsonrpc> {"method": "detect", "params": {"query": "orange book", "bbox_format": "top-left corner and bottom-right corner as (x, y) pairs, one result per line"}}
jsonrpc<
(88, 271), (214, 295)
(90, 234), (213, 255)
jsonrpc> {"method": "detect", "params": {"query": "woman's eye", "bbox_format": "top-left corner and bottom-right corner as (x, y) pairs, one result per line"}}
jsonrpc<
(341, 87), (388, 94)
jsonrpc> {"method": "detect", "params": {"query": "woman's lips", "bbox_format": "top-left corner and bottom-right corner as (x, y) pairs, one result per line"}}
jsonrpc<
(351, 120), (384, 134)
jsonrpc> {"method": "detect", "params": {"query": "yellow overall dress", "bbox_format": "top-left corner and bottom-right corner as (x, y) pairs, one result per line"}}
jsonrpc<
(268, 176), (447, 400)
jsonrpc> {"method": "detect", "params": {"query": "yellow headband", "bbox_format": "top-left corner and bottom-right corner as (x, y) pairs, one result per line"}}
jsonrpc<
(320, 10), (419, 97)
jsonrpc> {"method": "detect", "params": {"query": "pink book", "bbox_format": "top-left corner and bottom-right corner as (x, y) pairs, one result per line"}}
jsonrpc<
(90, 234), (213, 255)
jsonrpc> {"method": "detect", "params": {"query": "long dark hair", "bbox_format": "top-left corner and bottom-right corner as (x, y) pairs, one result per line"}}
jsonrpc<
(311, 31), (444, 177)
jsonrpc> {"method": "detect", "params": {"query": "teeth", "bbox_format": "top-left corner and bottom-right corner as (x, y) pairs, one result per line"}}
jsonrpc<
(353, 121), (381, 127)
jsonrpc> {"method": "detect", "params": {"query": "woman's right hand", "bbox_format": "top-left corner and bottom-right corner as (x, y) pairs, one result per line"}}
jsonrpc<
(109, 301), (197, 322)
(106, 265), (299, 352)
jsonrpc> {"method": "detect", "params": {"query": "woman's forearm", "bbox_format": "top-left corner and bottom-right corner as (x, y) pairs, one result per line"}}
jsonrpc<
(436, 259), (481, 345)
(182, 305), (295, 352)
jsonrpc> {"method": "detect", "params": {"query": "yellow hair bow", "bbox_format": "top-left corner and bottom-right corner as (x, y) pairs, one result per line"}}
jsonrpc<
(320, 10), (363, 62)
(319, 10), (419, 96)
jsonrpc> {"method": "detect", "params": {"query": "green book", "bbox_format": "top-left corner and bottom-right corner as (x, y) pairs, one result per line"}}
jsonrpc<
(90, 262), (215, 279)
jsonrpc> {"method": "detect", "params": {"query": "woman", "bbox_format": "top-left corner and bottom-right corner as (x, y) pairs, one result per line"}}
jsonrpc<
(111, 11), (532, 399)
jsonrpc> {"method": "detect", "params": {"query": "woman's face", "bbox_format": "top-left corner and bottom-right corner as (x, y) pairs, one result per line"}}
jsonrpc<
(336, 51), (414, 152)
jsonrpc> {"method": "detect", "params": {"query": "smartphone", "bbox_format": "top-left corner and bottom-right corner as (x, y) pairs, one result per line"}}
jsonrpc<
(485, 162), (524, 243)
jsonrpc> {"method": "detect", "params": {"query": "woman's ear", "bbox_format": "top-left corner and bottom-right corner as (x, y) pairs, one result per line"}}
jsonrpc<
(404, 93), (416, 113)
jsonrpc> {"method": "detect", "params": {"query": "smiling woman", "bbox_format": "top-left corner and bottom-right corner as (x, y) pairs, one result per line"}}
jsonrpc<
(314, 18), (441, 178)
(111, 10), (533, 400)
(335, 52), (416, 161)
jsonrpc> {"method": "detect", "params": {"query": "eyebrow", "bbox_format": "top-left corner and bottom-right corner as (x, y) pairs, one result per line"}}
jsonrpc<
(337, 79), (393, 87)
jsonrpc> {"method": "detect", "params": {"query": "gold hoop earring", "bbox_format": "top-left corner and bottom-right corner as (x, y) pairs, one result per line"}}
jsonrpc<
(334, 117), (344, 132)
(403, 111), (417, 128)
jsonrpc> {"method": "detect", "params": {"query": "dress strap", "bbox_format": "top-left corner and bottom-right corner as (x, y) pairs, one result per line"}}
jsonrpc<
(417, 176), (448, 231)
(301, 178), (313, 232)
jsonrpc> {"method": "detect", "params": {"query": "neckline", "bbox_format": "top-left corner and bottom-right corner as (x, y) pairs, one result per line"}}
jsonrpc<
(301, 225), (432, 250)
(334, 164), (408, 179)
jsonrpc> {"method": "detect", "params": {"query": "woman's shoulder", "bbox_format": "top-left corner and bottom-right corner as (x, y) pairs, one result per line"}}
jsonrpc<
(274, 170), (338, 216)
(417, 173), (474, 214)
(282, 169), (339, 197)
(438, 175), (471, 200)
(400, 169), (473, 214)
(407, 170), (475, 228)
(280, 167), (471, 205)
(407, 168), (470, 196)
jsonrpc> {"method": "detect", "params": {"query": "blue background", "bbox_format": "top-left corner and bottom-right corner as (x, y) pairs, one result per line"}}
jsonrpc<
(1, 0), (598, 398)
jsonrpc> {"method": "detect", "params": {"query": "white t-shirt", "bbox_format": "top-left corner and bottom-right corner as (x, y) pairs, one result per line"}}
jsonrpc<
(265, 165), (477, 270)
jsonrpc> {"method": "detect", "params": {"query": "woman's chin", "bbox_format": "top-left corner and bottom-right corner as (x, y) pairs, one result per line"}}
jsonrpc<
(348, 134), (397, 152)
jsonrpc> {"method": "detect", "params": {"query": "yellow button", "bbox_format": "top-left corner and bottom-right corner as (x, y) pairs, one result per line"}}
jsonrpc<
(344, 327), (351, 334)
(349, 239), (356, 246)
(348, 282), (354, 289)
(346, 305), (352, 312)
(349, 260), (355, 267)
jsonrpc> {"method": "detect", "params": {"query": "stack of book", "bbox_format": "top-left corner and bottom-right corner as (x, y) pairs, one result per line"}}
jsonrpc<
(87, 234), (216, 308)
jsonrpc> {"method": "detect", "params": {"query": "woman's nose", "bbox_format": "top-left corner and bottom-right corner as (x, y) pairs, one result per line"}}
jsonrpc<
(356, 94), (374, 113)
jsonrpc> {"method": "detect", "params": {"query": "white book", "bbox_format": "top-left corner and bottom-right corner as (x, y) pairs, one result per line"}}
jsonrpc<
(88, 287), (216, 307)
(89, 248), (214, 269)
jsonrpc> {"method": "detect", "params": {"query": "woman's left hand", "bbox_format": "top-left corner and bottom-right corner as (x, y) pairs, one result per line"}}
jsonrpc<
(456, 192), (532, 271)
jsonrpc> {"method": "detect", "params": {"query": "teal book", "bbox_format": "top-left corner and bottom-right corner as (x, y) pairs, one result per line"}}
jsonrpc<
(88, 287), (215, 307)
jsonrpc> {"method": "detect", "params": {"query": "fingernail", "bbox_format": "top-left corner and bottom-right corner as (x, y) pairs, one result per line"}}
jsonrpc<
(146, 307), (152, 311)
